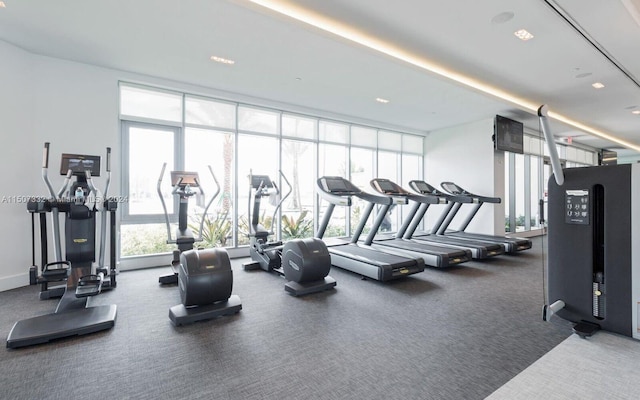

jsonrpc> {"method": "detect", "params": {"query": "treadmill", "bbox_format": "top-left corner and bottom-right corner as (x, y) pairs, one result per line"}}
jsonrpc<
(316, 176), (425, 281)
(434, 181), (532, 253)
(360, 178), (472, 268)
(369, 179), (505, 259)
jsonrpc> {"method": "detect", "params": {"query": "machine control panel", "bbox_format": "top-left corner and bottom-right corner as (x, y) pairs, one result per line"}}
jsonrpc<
(565, 189), (589, 225)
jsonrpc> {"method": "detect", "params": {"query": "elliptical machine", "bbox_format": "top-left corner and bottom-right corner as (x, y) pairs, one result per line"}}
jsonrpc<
(242, 171), (336, 296)
(7, 143), (118, 349)
(157, 163), (241, 326)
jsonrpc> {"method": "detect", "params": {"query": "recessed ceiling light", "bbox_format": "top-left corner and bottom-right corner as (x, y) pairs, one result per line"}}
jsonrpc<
(375, 97), (389, 104)
(491, 12), (514, 24)
(592, 82), (605, 89)
(210, 55), (235, 65)
(632, 110), (640, 115)
(514, 29), (534, 41)
(0, 2), (6, 8)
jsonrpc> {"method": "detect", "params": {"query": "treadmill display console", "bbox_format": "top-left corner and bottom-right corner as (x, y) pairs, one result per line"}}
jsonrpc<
(322, 178), (354, 194)
(413, 181), (432, 193)
(373, 180), (398, 194)
(441, 182), (461, 194)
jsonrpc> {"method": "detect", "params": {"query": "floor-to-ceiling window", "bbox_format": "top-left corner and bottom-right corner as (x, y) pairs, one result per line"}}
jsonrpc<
(504, 133), (597, 235)
(119, 82), (424, 266)
(281, 114), (317, 241)
(317, 121), (350, 238)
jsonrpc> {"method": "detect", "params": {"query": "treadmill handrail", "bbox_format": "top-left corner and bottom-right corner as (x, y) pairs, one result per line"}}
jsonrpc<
(440, 181), (501, 204)
(316, 176), (398, 206)
(409, 180), (472, 203)
(371, 178), (442, 205)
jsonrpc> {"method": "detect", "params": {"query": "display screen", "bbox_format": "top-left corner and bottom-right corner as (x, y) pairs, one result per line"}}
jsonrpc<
(494, 115), (524, 154)
(323, 177), (351, 192)
(600, 150), (617, 166)
(374, 180), (397, 194)
(441, 182), (461, 194)
(60, 153), (101, 176)
(250, 175), (273, 189)
(171, 171), (200, 187)
(412, 181), (432, 193)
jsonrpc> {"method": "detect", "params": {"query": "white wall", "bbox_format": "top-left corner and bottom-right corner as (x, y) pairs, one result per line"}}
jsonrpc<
(0, 42), (124, 291)
(424, 118), (505, 235)
(0, 41), (36, 290)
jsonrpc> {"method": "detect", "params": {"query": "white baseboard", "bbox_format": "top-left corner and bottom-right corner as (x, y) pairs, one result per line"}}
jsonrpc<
(0, 272), (30, 292)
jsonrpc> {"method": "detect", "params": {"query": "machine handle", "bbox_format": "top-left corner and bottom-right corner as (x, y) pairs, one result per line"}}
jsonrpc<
(195, 166), (221, 241)
(538, 105), (564, 186)
(43, 142), (50, 168)
(106, 147), (111, 173)
(103, 147), (112, 198)
(42, 142), (58, 198)
(157, 163), (173, 243)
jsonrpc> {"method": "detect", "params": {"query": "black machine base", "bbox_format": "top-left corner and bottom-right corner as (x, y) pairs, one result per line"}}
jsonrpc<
(285, 276), (336, 296)
(159, 272), (179, 285)
(572, 321), (601, 339)
(159, 251), (181, 284)
(169, 294), (242, 326)
(242, 261), (262, 271)
(6, 304), (117, 349)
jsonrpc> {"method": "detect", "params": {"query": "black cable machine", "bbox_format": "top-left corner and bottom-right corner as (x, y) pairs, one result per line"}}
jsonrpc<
(315, 176), (425, 281)
(7, 143), (118, 349)
(540, 105), (640, 339)
(364, 178), (473, 268)
(411, 180), (532, 253)
(157, 164), (241, 326)
(242, 172), (336, 296)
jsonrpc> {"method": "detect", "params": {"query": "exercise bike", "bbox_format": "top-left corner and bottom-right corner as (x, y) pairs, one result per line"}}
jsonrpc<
(242, 171), (336, 296)
(7, 143), (118, 348)
(157, 163), (241, 326)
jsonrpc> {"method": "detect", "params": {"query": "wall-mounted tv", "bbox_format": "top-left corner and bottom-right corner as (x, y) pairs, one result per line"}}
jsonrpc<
(493, 115), (524, 154)
(599, 149), (617, 165)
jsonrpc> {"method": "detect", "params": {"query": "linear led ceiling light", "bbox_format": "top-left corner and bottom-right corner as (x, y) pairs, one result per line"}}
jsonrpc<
(376, 97), (390, 103)
(592, 82), (605, 89)
(248, 0), (640, 152)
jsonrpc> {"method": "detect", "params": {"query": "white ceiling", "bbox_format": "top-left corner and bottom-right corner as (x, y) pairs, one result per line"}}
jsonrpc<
(1, 0), (639, 156)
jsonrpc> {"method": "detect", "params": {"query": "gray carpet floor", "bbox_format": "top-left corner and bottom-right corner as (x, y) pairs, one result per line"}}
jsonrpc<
(0, 237), (572, 400)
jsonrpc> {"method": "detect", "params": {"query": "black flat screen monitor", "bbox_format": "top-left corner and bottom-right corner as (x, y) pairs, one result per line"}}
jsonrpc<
(494, 115), (524, 154)
(600, 150), (617, 166)
(60, 153), (101, 177)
